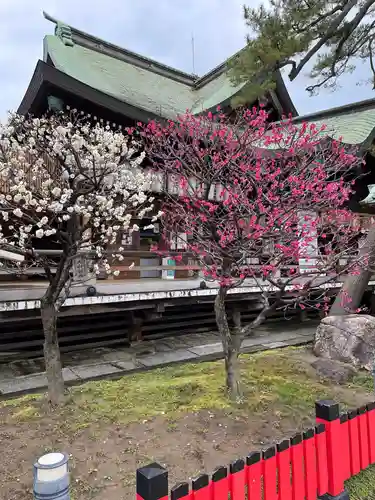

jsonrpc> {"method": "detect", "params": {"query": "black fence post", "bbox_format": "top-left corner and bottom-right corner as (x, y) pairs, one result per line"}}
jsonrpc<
(136, 463), (168, 500)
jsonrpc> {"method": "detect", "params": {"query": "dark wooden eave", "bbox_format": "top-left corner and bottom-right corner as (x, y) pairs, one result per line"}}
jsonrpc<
(273, 71), (298, 117)
(18, 60), (162, 123)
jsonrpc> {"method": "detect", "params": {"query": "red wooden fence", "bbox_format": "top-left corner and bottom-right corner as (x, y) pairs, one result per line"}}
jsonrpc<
(136, 400), (375, 500)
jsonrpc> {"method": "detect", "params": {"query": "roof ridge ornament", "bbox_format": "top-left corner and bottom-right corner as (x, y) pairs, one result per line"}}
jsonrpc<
(43, 11), (74, 47)
(56, 22), (74, 47)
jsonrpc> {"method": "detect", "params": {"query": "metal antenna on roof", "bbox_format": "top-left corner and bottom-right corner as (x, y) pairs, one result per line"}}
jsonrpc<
(191, 33), (196, 76)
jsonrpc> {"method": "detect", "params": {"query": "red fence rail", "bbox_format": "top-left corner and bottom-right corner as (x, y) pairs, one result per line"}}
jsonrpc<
(136, 400), (375, 500)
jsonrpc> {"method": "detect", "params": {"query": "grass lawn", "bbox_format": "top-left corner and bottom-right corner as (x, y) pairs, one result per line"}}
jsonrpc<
(1, 346), (374, 499)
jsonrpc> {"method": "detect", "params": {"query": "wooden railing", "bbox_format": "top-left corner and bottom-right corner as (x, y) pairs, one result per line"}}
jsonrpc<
(0, 251), (202, 281)
(0, 250), (368, 283)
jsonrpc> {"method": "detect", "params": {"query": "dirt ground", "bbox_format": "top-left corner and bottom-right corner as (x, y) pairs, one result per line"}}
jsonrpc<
(0, 347), (373, 500)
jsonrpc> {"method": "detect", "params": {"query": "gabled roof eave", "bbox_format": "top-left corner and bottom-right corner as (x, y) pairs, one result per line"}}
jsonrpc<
(18, 60), (165, 123)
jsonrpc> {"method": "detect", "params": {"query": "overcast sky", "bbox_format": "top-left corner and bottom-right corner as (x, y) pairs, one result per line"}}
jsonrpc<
(0, 0), (373, 121)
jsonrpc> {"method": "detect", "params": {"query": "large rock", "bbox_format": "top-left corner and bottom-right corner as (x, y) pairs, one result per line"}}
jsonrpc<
(314, 314), (375, 370)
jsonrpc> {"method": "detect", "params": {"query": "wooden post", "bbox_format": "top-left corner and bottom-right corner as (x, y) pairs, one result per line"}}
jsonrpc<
(300, 308), (308, 322)
(128, 312), (143, 343)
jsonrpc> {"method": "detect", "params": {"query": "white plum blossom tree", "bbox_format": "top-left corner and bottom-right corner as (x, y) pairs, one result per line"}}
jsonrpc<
(0, 109), (154, 405)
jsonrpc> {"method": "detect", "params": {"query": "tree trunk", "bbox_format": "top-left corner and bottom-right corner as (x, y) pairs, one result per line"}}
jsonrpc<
(225, 348), (241, 400)
(40, 300), (65, 406)
(214, 288), (242, 400)
(330, 226), (375, 316)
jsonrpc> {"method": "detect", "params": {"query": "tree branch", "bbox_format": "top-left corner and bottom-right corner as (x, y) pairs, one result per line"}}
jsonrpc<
(289, 0), (365, 81)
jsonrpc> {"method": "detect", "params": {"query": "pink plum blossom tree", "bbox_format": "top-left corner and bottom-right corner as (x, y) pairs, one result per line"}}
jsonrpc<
(0, 109), (153, 405)
(142, 107), (366, 400)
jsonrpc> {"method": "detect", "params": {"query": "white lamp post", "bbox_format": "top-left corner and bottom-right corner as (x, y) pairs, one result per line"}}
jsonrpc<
(33, 452), (70, 500)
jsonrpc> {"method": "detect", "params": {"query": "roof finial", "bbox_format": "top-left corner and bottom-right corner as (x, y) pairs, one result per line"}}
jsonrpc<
(43, 11), (58, 24)
(43, 11), (74, 47)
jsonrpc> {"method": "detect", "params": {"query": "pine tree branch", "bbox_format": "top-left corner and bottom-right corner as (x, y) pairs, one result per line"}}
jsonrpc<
(369, 37), (375, 88)
(332, 1), (375, 66)
(289, 0), (365, 81)
(291, 3), (345, 34)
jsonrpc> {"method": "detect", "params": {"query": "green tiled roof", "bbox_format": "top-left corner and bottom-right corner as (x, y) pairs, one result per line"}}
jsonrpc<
(295, 106), (375, 146)
(191, 72), (245, 114)
(262, 102), (375, 150)
(42, 13), (375, 149)
(44, 33), (245, 120)
(46, 36), (191, 119)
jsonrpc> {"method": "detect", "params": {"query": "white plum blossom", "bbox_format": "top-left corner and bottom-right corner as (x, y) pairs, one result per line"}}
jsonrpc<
(13, 208), (23, 218)
(45, 229), (57, 237)
(152, 210), (164, 222)
(0, 109), (156, 294)
(0, 107), (158, 404)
